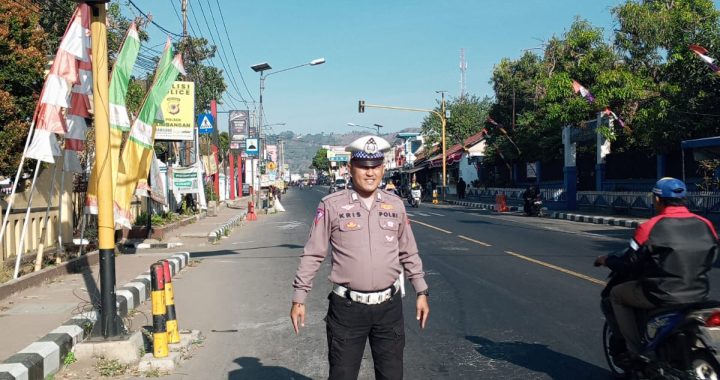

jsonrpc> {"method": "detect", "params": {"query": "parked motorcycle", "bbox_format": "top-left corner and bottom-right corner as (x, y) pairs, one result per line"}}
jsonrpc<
(598, 268), (720, 379)
(408, 189), (421, 208)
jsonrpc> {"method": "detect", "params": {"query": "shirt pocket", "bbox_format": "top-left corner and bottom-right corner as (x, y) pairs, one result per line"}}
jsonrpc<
(338, 219), (366, 248)
(379, 218), (400, 245)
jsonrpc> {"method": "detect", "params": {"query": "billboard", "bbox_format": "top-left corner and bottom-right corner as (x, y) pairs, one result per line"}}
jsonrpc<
(229, 110), (249, 151)
(155, 81), (195, 141)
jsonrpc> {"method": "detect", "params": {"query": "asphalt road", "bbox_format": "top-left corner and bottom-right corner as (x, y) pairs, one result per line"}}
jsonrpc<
(149, 186), (720, 380)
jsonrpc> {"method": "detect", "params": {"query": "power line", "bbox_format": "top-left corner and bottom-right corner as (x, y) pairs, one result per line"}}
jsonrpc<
(211, 0), (256, 104)
(126, 0), (183, 38)
(189, 0), (249, 109)
(180, 5), (239, 111)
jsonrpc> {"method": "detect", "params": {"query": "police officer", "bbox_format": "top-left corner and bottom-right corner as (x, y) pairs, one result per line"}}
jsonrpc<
(290, 135), (430, 380)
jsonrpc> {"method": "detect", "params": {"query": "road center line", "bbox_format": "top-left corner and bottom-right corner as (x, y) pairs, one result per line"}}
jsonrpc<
(457, 235), (492, 247)
(505, 250), (606, 286)
(411, 220), (452, 234)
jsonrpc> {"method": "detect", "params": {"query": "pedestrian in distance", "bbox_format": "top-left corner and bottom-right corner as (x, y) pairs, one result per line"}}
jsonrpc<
(457, 177), (466, 199)
(290, 135), (430, 380)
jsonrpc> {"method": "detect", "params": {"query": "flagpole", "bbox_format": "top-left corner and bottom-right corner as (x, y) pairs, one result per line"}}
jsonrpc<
(0, 120), (36, 259)
(56, 158), (67, 262)
(13, 160), (41, 279)
(89, 0), (121, 338)
(33, 156), (61, 272)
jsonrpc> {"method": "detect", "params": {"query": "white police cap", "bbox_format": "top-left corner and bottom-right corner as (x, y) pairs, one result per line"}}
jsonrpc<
(345, 135), (391, 166)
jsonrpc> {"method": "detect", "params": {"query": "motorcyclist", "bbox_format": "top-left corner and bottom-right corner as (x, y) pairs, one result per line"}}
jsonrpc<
(594, 177), (718, 357)
(522, 185), (537, 216)
(410, 176), (421, 192)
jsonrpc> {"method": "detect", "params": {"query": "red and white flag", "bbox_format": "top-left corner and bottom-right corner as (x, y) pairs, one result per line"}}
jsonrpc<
(27, 4), (91, 161)
(689, 44), (720, 74)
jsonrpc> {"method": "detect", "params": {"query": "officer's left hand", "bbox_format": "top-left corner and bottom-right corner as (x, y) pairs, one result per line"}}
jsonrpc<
(416, 296), (429, 329)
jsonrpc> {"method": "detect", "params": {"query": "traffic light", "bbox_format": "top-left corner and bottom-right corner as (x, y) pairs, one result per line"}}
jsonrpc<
(358, 100), (365, 113)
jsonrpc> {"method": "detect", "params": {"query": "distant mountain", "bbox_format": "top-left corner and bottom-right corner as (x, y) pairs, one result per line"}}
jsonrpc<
(266, 128), (421, 175)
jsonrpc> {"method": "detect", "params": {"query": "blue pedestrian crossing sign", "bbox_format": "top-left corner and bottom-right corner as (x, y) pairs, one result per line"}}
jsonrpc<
(198, 113), (214, 135)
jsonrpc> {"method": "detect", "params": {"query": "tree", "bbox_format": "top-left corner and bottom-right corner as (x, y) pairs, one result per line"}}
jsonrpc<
(0, 1), (46, 178)
(612, 0), (720, 153)
(310, 148), (329, 171)
(176, 37), (228, 116)
(420, 95), (492, 148)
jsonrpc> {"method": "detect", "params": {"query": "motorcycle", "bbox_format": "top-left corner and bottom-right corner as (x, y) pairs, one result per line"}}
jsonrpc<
(408, 188), (421, 208)
(598, 268), (720, 379)
(524, 195), (543, 216)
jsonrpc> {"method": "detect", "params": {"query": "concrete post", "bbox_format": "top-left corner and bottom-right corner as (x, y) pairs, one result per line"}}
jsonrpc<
(563, 126), (577, 210)
(657, 154), (666, 179)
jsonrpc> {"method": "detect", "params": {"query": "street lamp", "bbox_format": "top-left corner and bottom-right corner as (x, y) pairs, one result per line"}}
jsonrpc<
(347, 122), (383, 135)
(250, 58), (325, 207)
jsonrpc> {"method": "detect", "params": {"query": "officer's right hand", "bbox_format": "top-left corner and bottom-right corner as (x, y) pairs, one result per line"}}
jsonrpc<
(290, 302), (305, 335)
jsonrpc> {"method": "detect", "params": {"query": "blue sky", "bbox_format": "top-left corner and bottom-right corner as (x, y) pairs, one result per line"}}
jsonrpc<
(128, 1), (628, 136)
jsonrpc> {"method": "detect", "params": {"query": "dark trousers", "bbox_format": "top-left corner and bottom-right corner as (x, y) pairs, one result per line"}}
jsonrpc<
(325, 291), (404, 380)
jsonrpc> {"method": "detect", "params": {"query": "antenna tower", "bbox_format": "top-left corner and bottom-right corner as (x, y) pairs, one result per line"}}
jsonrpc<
(460, 48), (467, 98)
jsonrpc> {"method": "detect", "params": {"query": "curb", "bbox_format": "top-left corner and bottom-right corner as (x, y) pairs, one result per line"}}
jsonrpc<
(447, 200), (639, 228)
(121, 241), (185, 251)
(0, 252), (100, 303)
(550, 212), (640, 228)
(0, 252), (191, 380)
(208, 211), (247, 244)
(447, 200), (520, 212)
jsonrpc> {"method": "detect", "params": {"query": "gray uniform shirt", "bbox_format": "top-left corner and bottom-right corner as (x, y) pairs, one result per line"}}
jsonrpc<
(292, 189), (428, 304)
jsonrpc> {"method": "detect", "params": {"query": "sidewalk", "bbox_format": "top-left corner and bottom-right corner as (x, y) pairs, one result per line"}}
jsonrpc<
(446, 197), (648, 228)
(0, 197), (250, 380)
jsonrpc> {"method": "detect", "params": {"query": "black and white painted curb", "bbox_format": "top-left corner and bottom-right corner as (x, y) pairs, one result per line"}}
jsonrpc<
(448, 200), (520, 212)
(0, 252), (191, 380)
(550, 212), (640, 228)
(208, 212), (247, 244)
(448, 200), (640, 228)
(122, 241), (185, 250)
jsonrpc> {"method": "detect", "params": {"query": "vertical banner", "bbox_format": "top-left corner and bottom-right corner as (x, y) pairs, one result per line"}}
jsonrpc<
(229, 110), (249, 151)
(155, 81), (195, 141)
(172, 163), (201, 194)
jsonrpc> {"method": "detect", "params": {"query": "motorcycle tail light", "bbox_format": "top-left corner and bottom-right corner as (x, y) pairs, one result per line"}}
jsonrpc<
(705, 311), (720, 327)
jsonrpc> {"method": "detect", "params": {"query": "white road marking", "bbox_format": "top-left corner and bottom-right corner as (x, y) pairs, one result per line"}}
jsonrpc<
(427, 212), (445, 216)
(416, 212), (431, 217)
(406, 212), (415, 217)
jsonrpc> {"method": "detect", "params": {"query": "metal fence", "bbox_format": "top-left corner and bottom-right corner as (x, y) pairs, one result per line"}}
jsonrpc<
(465, 187), (720, 220)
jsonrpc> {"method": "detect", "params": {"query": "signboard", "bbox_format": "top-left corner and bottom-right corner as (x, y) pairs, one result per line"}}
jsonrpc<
(172, 164), (200, 194)
(198, 113), (214, 135)
(246, 138), (259, 155)
(155, 81), (195, 141)
(229, 110), (249, 151)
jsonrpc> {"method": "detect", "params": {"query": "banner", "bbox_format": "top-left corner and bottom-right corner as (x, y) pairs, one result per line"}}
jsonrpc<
(229, 110), (249, 151)
(154, 81), (195, 141)
(172, 163), (201, 194)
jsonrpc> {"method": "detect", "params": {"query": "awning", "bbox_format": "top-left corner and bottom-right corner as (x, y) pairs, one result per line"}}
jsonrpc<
(402, 166), (426, 174)
(681, 136), (720, 149)
(680, 136), (720, 181)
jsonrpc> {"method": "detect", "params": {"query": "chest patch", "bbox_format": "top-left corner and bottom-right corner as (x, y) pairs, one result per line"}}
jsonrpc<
(380, 203), (394, 210)
(345, 221), (361, 230)
(341, 204), (355, 210)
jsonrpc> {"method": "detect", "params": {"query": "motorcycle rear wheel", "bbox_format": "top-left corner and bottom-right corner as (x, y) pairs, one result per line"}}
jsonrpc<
(691, 351), (720, 380)
(603, 322), (628, 378)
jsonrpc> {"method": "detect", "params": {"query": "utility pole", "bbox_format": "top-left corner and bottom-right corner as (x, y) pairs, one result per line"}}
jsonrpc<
(89, 0), (121, 338)
(437, 90), (448, 201)
(181, 0), (188, 38)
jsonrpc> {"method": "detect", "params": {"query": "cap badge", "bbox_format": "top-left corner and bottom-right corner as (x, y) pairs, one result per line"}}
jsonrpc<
(364, 138), (378, 154)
